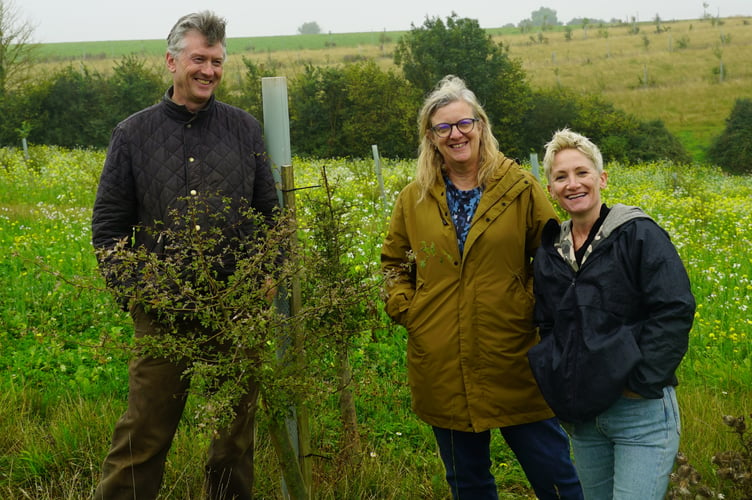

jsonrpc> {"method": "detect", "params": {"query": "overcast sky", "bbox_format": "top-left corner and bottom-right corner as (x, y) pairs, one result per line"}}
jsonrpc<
(19, 0), (752, 44)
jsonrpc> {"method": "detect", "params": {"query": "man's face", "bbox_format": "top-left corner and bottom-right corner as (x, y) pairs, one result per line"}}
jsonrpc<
(166, 30), (224, 112)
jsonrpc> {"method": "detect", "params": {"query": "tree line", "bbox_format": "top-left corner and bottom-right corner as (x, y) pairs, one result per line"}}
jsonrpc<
(4, 13), (748, 169)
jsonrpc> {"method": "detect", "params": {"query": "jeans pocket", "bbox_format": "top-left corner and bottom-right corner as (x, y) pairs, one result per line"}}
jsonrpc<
(664, 386), (681, 436)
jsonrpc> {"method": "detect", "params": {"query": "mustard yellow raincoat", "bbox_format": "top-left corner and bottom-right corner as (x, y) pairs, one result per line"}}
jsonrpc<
(381, 153), (558, 432)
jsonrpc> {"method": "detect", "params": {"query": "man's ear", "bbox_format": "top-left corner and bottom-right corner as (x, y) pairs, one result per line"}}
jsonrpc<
(166, 52), (176, 73)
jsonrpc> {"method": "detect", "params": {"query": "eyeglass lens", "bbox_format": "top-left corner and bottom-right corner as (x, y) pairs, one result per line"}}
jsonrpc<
(433, 119), (476, 137)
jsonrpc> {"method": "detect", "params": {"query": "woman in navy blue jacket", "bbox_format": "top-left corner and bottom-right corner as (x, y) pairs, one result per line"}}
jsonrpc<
(529, 128), (696, 500)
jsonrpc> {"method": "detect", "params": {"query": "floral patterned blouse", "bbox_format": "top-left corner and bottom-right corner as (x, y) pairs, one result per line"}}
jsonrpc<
(445, 176), (482, 257)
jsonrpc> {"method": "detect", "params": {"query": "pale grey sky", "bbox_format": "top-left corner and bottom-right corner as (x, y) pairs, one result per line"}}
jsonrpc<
(19, 0), (752, 44)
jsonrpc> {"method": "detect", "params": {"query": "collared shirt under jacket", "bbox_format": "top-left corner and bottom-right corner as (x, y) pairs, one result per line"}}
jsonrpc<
(381, 153), (558, 432)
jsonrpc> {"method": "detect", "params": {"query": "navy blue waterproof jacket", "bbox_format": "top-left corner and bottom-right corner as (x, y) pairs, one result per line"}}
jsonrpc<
(529, 204), (695, 423)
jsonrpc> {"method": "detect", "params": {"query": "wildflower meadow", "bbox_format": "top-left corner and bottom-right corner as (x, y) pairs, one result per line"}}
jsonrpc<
(1, 146), (750, 498)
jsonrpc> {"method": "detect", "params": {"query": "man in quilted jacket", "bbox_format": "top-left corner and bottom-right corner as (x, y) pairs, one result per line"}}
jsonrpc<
(91, 10), (279, 500)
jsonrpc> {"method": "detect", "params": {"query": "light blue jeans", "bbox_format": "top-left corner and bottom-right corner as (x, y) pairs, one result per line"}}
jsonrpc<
(564, 386), (680, 500)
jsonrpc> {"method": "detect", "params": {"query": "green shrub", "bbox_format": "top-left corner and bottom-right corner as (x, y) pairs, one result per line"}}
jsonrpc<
(707, 98), (752, 174)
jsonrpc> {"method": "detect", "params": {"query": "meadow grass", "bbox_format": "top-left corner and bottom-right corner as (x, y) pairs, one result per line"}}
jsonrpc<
(1, 146), (751, 498)
(501, 17), (752, 160)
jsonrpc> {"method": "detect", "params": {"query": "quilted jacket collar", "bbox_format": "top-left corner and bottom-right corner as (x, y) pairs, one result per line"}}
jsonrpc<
(162, 86), (216, 122)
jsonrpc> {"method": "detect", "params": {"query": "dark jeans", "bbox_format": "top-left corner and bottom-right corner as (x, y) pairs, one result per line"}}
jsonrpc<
(93, 304), (260, 500)
(433, 418), (584, 500)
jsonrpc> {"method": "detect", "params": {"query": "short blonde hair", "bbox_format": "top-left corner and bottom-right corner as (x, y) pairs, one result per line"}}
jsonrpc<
(543, 128), (603, 182)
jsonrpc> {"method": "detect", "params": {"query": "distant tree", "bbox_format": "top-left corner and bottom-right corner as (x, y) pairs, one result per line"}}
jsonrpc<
(518, 19), (534, 33)
(654, 14), (666, 33)
(567, 17), (606, 27)
(521, 88), (690, 165)
(289, 61), (419, 158)
(628, 16), (640, 35)
(337, 60), (420, 157)
(707, 98), (752, 174)
(25, 66), (112, 148)
(297, 21), (321, 35)
(520, 88), (579, 152)
(378, 29), (391, 52)
(630, 120), (691, 164)
(530, 7), (559, 30)
(394, 14), (532, 157)
(0, 86), (30, 145)
(0, 0), (37, 97)
(288, 65), (347, 157)
(221, 56), (281, 121)
(106, 55), (164, 122)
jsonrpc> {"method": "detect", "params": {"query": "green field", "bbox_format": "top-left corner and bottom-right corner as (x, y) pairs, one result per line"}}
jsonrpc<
(1, 145), (750, 498)
(33, 31), (408, 62)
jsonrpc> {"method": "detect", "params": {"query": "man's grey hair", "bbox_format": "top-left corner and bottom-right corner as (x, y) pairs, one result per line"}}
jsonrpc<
(167, 11), (227, 59)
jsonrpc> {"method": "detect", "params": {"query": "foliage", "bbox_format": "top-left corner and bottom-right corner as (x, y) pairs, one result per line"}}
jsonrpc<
(0, 85), (30, 145)
(94, 187), (392, 496)
(630, 120), (692, 164)
(3, 146), (752, 497)
(288, 65), (348, 159)
(105, 54), (165, 122)
(707, 98), (752, 174)
(0, 0), (37, 96)
(522, 87), (692, 164)
(2, 15), (725, 164)
(297, 21), (322, 35)
(0, 55), (164, 148)
(23, 66), (112, 148)
(221, 56), (281, 121)
(394, 14), (532, 158)
(528, 7), (561, 29)
(288, 60), (420, 158)
(520, 87), (580, 154)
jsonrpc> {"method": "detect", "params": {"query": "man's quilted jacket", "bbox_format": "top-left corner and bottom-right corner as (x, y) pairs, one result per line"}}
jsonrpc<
(91, 88), (279, 300)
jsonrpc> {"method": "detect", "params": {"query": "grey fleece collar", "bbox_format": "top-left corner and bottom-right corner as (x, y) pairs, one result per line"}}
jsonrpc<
(556, 204), (653, 271)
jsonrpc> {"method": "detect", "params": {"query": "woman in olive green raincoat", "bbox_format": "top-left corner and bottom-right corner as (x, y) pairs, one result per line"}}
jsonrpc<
(381, 75), (583, 500)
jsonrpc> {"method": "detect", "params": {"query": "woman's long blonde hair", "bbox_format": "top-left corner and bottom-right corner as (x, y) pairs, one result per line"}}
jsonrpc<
(415, 75), (499, 201)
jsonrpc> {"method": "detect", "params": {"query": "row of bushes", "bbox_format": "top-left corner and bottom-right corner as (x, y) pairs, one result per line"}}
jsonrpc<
(6, 15), (748, 169)
(0, 57), (694, 163)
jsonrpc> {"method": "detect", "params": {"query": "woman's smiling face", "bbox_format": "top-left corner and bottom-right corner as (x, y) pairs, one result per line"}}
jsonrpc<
(548, 148), (608, 218)
(430, 100), (480, 171)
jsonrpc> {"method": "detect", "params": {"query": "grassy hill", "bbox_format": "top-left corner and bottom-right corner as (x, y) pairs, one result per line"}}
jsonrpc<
(32, 16), (752, 161)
